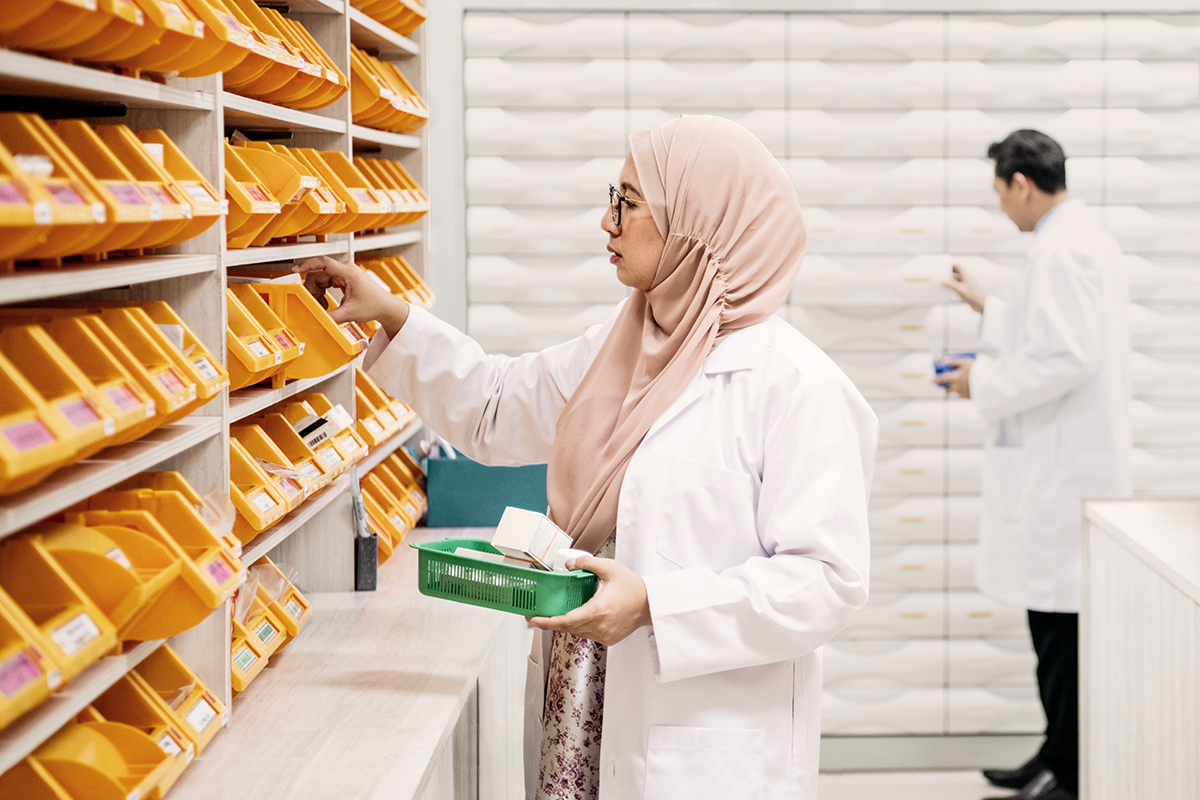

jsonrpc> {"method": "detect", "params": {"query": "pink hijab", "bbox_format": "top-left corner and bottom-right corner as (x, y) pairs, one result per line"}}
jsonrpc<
(546, 115), (807, 554)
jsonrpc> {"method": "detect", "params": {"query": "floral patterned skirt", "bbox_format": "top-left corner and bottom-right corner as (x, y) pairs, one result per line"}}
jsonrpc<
(534, 536), (615, 800)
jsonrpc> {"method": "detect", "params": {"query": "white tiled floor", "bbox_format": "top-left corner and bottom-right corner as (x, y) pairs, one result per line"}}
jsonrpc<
(818, 771), (1008, 800)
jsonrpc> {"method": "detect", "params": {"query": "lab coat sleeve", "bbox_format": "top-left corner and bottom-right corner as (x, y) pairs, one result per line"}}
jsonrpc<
(968, 249), (1104, 423)
(641, 373), (877, 684)
(363, 303), (621, 466)
(977, 295), (1010, 351)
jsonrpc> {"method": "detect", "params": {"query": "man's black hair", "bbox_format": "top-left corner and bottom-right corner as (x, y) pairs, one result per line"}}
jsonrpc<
(987, 129), (1067, 195)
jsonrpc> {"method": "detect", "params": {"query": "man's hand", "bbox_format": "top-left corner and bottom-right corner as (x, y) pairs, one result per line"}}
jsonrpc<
(943, 264), (986, 314)
(934, 358), (972, 399)
(293, 256), (410, 338)
(528, 556), (652, 647)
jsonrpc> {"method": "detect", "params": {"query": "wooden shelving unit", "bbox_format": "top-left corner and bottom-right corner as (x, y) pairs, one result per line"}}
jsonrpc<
(0, 0), (428, 782)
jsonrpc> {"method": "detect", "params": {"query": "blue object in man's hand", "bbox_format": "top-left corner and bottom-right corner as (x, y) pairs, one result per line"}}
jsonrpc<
(934, 352), (977, 375)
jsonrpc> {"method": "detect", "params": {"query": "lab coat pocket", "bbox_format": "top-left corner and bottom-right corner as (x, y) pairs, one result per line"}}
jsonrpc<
(643, 726), (766, 800)
(657, 457), (757, 570)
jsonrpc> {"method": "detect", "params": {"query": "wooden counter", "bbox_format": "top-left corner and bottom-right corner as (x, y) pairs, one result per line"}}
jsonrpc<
(1082, 498), (1200, 800)
(169, 528), (529, 800)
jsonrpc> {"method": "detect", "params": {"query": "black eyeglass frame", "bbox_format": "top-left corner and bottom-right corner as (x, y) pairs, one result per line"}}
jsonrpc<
(608, 183), (631, 228)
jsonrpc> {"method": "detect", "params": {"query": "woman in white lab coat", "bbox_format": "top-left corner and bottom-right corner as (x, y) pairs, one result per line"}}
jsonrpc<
(297, 115), (877, 800)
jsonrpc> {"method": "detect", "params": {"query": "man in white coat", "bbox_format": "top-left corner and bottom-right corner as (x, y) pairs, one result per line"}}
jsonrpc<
(938, 130), (1132, 800)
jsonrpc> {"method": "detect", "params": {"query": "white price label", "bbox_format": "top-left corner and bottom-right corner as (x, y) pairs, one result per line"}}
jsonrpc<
(158, 733), (183, 758)
(145, 400), (157, 419)
(185, 697), (219, 734)
(251, 491), (277, 512)
(319, 448), (340, 466)
(33, 201), (51, 225)
(193, 357), (219, 381)
(148, 202), (162, 221)
(50, 613), (101, 656)
(248, 341), (271, 359)
(299, 463), (321, 481)
(92, 202), (106, 223)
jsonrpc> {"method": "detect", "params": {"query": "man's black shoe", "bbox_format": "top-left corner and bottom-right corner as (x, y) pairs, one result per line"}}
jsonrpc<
(982, 757), (1045, 789)
(984, 769), (1067, 800)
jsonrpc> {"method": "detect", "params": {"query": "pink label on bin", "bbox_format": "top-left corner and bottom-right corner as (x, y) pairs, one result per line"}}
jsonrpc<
(206, 557), (233, 586)
(144, 186), (174, 205)
(0, 651), (42, 698)
(3, 419), (55, 452)
(109, 183), (148, 205)
(0, 182), (27, 204)
(48, 184), (85, 205)
(278, 478), (300, 498)
(106, 384), (142, 412)
(58, 399), (101, 430)
(246, 185), (272, 203)
(158, 369), (186, 395)
(272, 332), (295, 350)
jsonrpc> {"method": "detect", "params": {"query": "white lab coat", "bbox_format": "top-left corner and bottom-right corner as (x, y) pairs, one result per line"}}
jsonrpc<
(969, 198), (1132, 613)
(364, 302), (877, 800)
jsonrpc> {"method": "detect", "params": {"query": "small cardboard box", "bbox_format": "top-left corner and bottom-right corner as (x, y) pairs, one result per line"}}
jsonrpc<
(492, 507), (572, 571)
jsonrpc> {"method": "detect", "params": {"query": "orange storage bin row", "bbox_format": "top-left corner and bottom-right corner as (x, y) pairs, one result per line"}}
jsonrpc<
(225, 142), (427, 248)
(350, 0), (426, 37)
(360, 447), (425, 565)
(0, 643), (226, 800)
(0, 471), (238, 733)
(358, 254), (434, 309)
(225, 280), (368, 390)
(0, 0), (346, 109)
(230, 555), (309, 695)
(0, 303), (226, 496)
(354, 368), (415, 448)
(229, 392), (366, 542)
(0, 114), (221, 267)
(350, 46), (428, 134)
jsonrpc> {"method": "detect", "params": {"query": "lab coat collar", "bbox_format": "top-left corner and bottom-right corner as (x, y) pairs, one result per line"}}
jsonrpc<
(1034, 197), (1083, 235)
(702, 323), (766, 376)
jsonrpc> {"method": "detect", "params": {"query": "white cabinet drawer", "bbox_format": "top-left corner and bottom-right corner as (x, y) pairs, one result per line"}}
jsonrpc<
(947, 400), (986, 446)
(871, 544), (946, 591)
(1106, 208), (1200, 255)
(789, 110), (946, 158)
(948, 156), (1102, 206)
(1103, 109), (1200, 157)
(947, 639), (1036, 688)
(790, 16), (943, 60)
(947, 687), (1045, 734)
(464, 58), (624, 108)
(948, 60), (1103, 109)
(1132, 447), (1200, 494)
(464, 13), (623, 59)
(468, 256), (625, 304)
(629, 109), (786, 157)
(1130, 303), (1200, 350)
(467, 206), (606, 256)
(791, 254), (1017, 308)
(947, 108), (1104, 158)
(465, 108), (627, 158)
(946, 544), (977, 590)
(466, 156), (622, 206)
(947, 496), (982, 542)
(1132, 352), (1200, 400)
(1125, 256), (1200, 304)
(823, 640), (946, 688)
(786, 158), (946, 207)
(822, 686), (945, 735)
(799, 207), (946, 255)
(1131, 400), (1200, 446)
(869, 496), (945, 543)
(948, 591), (1027, 639)
(1106, 60), (1199, 109)
(629, 14), (786, 60)
(790, 60), (945, 109)
(1104, 157), (1200, 206)
(873, 400), (946, 447)
(947, 17), (1102, 60)
(841, 592), (944, 639)
(468, 303), (616, 355)
(786, 306), (943, 351)
(873, 448), (981, 495)
(947, 206), (1027, 255)
(1105, 17), (1200, 60)
(829, 351), (945, 400)
(628, 59), (786, 109)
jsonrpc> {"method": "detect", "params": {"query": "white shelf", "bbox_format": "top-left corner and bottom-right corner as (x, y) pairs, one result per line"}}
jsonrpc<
(0, 50), (214, 110)
(349, 8), (420, 59)
(229, 362), (356, 423)
(351, 124), (421, 150)
(352, 229), (422, 253)
(359, 418), (423, 473)
(225, 239), (349, 268)
(0, 255), (219, 305)
(222, 92), (347, 134)
(288, 0), (345, 11)
(241, 475), (351, 564)
(0, 416), (223, 540)
(0, 639), (165, 775)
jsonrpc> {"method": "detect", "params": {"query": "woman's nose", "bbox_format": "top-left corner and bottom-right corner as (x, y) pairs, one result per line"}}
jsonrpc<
(600, 208), (619, 236)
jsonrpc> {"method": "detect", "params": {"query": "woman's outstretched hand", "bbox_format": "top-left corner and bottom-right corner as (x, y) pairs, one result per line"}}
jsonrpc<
(293, 256), (410, 338)
(528, 556), (652, 647)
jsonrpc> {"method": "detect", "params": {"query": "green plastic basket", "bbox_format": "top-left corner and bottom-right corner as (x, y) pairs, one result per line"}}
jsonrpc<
(410, 538), (598, 617)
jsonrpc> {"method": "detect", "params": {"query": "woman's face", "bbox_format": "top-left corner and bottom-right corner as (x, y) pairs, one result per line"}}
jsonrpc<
(602, 153), (665, 292)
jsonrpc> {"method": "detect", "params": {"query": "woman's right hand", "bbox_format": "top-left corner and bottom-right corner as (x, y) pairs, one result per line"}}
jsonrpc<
(293, 256), (410, 338)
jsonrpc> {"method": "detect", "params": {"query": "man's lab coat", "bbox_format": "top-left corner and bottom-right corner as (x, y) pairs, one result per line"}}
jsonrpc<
(969, 198), (1133, 613)
(365, 303), (878, 799)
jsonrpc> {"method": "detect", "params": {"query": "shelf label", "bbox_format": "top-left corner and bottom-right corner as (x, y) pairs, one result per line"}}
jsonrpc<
(0, 650), (42, 698)
(50, 612), (101, 656)
(318, 447), (340, 466)
(391, 514), (405, 530)
(255, 620), (278, 645)
(193, 357), (220, 382)
(59, 398), (101, 430)
(188, 383), (197, 401)
(157, 732), (183, 758)
(299, 463), (321, 481)
(3, 419), (55, 452)
(205, 556), (234, 586)
(105, 547), (133, 569)
(233, 645), (256, 672)
(158, 369), (187, 395)
(247, 340), (271, 359)
(250, 491), (277, 513)
(186, 696), (219, 734)
(363, 418), (383, 436)
(145, 399), (157, 419)
(185, 184), (214, 204)
(285, 598), (304, 620)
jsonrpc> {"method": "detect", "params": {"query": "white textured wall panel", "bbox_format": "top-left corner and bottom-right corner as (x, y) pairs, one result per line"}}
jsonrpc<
(628, 14), (786, 59)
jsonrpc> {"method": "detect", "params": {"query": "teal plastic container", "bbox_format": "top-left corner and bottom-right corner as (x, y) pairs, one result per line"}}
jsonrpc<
(425, 451), (547, 528)
(410, 538), (597, 617)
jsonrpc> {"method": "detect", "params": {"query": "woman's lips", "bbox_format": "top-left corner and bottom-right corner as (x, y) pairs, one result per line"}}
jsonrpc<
(608, 246), (621, 264)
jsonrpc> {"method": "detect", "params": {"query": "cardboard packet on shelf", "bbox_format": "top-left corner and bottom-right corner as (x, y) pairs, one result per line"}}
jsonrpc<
(453, 547), (534, 569)
(493, 507), (573, 572)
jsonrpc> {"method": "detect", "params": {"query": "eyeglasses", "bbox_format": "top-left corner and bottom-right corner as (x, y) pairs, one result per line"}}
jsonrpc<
(608, 183), (630, 228)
